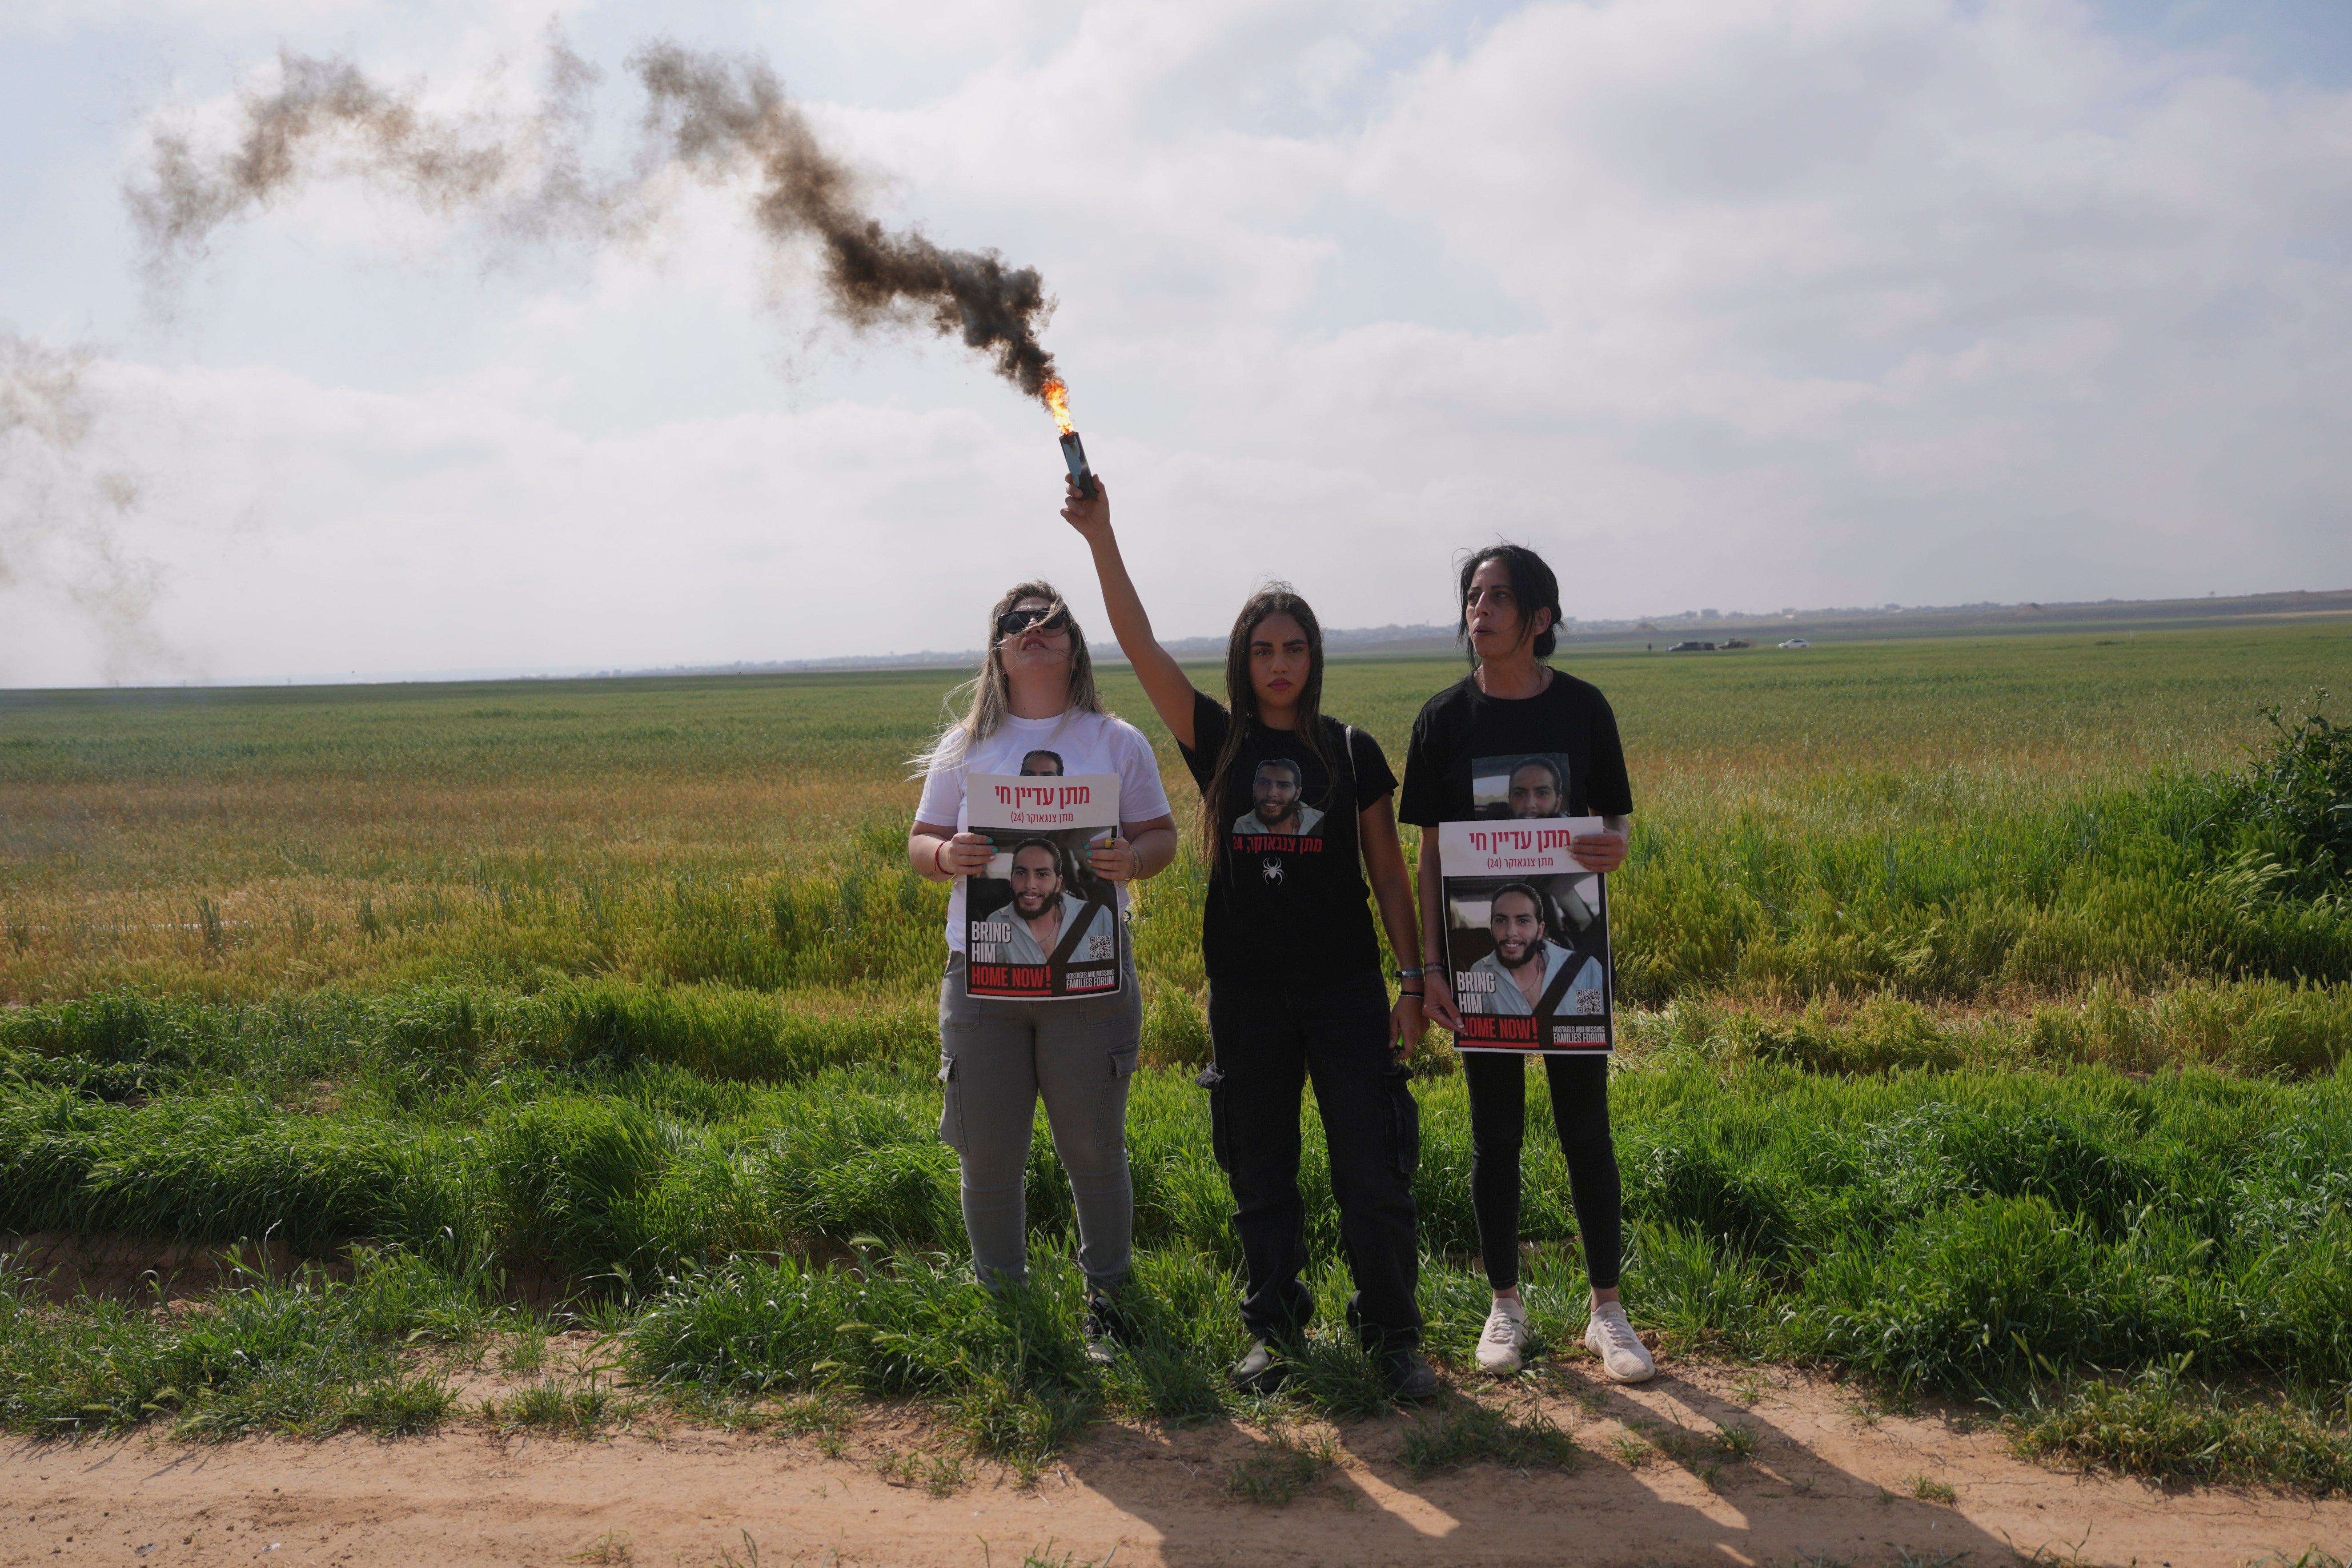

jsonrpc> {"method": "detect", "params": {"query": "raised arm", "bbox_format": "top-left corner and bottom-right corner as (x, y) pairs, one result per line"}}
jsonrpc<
(1060, 476), (1199, 750)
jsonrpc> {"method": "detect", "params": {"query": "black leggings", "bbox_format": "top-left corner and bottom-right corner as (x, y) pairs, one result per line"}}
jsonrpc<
(1204, 973), (1423, 1351)
(1461, 1051), (1622, 1291)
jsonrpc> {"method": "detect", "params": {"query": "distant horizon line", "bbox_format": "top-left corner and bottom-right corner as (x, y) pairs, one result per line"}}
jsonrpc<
(11, 586), (2348, 693)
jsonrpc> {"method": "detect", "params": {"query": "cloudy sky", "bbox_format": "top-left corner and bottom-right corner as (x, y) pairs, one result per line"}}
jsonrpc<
(3, 0), (2349, 686)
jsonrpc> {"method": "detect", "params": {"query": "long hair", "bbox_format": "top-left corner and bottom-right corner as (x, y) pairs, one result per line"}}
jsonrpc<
(1457, 543), (1564, 662)
(1201, 584), (1333, 864)
(911, 581), (1104, 775)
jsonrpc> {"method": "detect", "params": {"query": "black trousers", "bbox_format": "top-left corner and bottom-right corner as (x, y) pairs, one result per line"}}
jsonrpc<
(1204, 971), (1423, 1351)
(1461, 1050), (1622, 1291)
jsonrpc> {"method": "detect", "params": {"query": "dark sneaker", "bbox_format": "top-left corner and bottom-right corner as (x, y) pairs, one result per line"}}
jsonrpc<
(1382, 1349), (1441, 1403)
(1083, 1295), (1127, 1367)
(1231, 1340), (1288, 1394)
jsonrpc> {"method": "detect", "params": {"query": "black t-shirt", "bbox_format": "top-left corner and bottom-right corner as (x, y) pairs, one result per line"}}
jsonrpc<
(1177, 689), (1397, 985)
(1398, 670), (1634, 827)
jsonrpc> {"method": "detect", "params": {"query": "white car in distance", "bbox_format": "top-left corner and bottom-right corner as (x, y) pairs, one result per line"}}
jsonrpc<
(1778, 638), (1810, 648)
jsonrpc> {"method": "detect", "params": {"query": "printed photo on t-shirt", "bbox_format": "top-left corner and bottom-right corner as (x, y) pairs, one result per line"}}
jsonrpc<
(1180, 698), (1394, 983)
(1435, 817), (1613, 1055)
(1472, 753), (1574, 820)
(1019, 750), (1065, 777)
(1231, 758), (1327, 836)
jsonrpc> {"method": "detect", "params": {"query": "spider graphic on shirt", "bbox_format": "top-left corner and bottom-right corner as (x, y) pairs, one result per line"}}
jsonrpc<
(1260, 856), (1285, 885)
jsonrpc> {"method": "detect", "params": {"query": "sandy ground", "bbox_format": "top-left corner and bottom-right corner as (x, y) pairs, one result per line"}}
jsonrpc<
(4, 1357), (2346, 1568)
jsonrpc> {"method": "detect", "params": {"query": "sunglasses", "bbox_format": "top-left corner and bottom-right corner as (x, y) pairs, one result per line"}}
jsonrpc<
(997, 607), (1072, 639)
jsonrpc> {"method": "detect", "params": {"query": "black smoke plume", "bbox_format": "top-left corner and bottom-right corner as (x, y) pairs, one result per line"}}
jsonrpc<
(0, 334), (178, 681)
(128, 40), (1062, 401)
(632, 45), (1058, 398)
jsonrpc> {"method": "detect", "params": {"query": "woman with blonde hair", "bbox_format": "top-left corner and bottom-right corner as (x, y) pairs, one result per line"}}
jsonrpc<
(909, 581), (1180, 1360)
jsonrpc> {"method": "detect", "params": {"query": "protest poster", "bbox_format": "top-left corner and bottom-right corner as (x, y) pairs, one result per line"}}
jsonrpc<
(1437, 810), (1613, 1055)
(963, 772), (1123, 999)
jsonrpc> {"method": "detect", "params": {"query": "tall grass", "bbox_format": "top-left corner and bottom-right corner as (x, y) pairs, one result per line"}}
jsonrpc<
(2015, 1364), (2352, 1493)
(7, 723), (2348, 1049)
(7, 628), (2348, 1009)
(1623, 977), (2352, 1077)
(0, 1245), (490, 1437)
(4, 1052), (2349, 1399)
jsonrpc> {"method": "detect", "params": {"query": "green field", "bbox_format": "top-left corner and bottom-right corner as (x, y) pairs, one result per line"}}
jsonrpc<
(3, 622), (2350, 1484)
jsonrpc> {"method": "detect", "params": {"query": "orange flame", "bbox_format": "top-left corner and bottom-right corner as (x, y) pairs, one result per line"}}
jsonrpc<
(1042, 378), (1075, 436)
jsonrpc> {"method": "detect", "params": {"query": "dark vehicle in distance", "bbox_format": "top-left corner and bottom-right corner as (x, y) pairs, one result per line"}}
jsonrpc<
(1667, 640), (1716, 652)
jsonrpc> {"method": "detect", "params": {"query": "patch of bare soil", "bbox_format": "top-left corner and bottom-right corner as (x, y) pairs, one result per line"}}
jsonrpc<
(3, 1357), (2345, 1568)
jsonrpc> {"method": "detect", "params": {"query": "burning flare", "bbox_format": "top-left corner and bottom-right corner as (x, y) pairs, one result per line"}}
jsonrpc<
(1046, 379), (1096, 500)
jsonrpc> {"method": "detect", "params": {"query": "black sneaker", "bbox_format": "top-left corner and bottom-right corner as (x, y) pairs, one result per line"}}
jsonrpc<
(1083, 1294), (1128, 1367)
(1382, 1349), (1440, 1403)
(1231, 1340), (1288, 1394)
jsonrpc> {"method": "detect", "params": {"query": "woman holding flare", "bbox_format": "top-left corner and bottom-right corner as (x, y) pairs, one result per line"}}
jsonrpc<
(1062, 477), (1440, 1403)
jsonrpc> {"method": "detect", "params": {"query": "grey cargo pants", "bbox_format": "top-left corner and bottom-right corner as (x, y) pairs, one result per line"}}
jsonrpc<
(937, 949), (1140, 1295)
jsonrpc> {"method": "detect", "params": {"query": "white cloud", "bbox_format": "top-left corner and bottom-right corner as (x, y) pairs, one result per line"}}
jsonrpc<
(1, 0), (591, 42)
(3, 0), (2350, 684)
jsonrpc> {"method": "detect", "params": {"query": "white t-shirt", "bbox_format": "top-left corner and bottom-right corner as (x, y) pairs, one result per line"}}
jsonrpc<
(915, 709), (1174, 953)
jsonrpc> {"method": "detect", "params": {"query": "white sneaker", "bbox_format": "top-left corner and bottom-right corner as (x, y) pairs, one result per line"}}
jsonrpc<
(1476, 1298), (1529, 1375)
(1583, 1301), (1655, 1384)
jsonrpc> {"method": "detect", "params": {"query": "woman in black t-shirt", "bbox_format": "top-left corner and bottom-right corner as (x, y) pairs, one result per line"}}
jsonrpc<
(1063, 477), (1438, 1402)
(1399, 542), (1656, 1385)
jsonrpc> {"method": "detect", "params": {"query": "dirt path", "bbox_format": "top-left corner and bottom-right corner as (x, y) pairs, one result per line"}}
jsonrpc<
(4, 1359), (2344, 1568)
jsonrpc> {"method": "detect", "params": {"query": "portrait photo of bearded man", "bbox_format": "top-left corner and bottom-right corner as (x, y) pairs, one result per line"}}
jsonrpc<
(1464, 882), (1603, 1017)
(1001, 837), (1115, 965)
(1503, 755), (1566, 819)
(1232, 758), (1325, 836)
